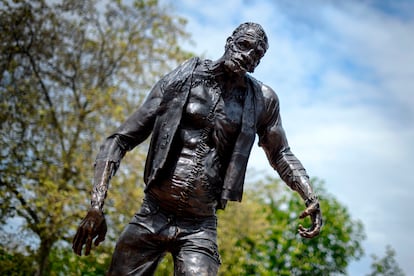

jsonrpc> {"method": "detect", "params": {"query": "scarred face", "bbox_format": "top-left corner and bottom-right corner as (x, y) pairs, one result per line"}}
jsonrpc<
(224, 27), (267, 74)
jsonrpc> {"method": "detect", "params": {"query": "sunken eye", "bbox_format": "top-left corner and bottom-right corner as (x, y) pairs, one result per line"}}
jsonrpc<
(255, 50), (265, 58)
(236, 40), (252, 50)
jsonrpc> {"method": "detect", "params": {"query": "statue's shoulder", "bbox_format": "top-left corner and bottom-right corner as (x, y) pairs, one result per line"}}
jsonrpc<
(161, 57), (200, 87)
(179, 57), (200, 71)
(246, 74), (279, 103)
(173, 57), (200, 76)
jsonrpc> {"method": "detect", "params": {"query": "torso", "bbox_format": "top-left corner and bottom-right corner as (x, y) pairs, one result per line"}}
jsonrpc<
(148, 61), (246, 217)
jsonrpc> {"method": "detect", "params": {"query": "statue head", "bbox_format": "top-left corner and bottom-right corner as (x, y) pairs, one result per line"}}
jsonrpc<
(223, 22), (269, 74)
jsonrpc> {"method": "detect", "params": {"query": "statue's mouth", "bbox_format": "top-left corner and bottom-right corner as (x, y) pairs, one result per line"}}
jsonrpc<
(231, 58), (249, 73)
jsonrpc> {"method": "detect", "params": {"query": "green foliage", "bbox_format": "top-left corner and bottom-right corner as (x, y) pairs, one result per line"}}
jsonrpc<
(155, 253), (175, 275)
(48, 243), (112, 276)
(367, 245), (405, 276)
(0, 0), (191, 274)
(0, 247), (36, 276)
(217, 191), (270, 275)
(216, 176), (366, 275)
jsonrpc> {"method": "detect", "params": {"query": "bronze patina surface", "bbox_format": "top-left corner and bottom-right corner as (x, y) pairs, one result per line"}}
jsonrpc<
(73, 22), (322, 275)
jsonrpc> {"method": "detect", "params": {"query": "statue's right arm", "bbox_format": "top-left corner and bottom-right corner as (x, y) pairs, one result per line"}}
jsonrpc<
(72, 81), (164, 256)
(91, 80), (164, 212)
(73, 58), (198, 255)
(90, 57), (199, 211)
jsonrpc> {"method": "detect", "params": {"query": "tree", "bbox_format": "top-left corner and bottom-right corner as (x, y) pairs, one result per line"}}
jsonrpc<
(215, 176), (366, 275)
(0, 248), (36, 275)
(0, 0), (191, 274)
(367, 245), (405, 276)
(217, 186), (270, 275)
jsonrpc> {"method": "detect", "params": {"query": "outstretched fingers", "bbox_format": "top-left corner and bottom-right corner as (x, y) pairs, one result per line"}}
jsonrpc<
(73, 219), (94, 256)
(298, 201), (322, 238)
(298, 222), (321, 238)
(94, 224), (107, 246)
(73, 226), (87, 256)
(299, 201), (318, 219)
(84, 234), (93, 256)
(73, 210), (107, 256)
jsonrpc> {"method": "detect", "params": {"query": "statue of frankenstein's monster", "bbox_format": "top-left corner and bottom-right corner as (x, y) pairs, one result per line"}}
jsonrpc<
(73, 22), (322, 275)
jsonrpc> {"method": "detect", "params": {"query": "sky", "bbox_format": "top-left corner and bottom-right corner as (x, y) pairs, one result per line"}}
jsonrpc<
(163, 0), (414, 274)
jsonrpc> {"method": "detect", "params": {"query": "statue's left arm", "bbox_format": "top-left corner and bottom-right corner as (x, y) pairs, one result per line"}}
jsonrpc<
(257, 84), (322, 238)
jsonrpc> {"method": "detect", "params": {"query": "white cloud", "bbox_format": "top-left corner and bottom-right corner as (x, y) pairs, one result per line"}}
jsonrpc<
(323, 2), (414, 119)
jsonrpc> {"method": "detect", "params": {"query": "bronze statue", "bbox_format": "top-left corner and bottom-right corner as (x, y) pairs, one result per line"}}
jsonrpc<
(73, 22), (322, 275)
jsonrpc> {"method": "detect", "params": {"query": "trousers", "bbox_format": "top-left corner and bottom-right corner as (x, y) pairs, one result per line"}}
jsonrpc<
(107, 197), (221, 275)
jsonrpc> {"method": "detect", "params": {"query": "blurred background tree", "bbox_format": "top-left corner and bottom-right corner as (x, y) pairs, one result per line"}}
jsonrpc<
(0, 0), (191, 275)
(367, 245), (405, 276)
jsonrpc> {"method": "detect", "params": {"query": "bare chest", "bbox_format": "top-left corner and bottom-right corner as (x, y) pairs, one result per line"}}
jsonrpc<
(182, 81), (245, 132)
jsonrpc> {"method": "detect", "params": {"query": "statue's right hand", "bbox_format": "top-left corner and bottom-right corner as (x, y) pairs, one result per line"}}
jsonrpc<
(72, 208), (107, 256)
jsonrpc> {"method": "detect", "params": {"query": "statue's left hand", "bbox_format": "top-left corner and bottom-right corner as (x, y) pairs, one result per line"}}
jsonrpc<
(72, 208), (107, 256)
(298, 199), (322, 238)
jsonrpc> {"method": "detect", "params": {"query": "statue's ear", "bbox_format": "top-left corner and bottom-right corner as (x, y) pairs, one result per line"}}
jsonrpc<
(225, 36), (233, 50)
